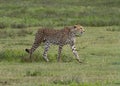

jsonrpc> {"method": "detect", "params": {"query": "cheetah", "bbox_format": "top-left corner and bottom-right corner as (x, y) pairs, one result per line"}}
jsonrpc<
(25, 25), (85, 63)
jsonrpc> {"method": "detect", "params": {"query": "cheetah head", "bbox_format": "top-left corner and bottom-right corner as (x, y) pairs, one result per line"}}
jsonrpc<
(73, 25), (85, 35)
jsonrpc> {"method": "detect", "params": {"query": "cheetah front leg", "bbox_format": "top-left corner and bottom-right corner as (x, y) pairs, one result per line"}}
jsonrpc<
(70, 43), (82, 63)
(43, 42), (50, 62)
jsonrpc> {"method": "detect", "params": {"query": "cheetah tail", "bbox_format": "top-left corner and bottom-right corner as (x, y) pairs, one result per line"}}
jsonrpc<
(25, 49), (30, 53)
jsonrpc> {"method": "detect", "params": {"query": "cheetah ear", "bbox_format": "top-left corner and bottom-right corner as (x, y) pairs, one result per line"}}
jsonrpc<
(74, 25), (77, 28)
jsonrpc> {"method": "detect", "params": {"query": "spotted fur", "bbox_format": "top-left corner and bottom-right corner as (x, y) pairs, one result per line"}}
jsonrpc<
(25, 25), (85, 63)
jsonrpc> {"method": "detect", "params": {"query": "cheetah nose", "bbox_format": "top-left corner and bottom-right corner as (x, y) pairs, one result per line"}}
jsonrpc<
(83, 29), (85, 32)
(81, 31), (85, 33)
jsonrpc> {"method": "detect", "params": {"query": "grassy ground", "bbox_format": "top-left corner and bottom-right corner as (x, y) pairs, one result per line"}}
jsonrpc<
(0, 62), (119, 86)
(0, 0), (120, 86)
(0, 26), (120, 86)
(0, 0), (120, 28)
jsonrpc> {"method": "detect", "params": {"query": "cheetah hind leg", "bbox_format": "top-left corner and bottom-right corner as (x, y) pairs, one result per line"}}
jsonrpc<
(57, 45), (63, 62)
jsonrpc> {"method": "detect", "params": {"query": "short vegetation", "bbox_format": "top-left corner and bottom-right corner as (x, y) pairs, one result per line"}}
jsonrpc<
(0, 0), (120, 28)
(0, 0), (120, 86)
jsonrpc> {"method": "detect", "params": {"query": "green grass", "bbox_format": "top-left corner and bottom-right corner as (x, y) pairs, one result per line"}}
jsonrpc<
(0, 26), (120, 86)
(0, 0), (120, 28)
(0, 62), (119, 86)
(0, 0), (120, 85)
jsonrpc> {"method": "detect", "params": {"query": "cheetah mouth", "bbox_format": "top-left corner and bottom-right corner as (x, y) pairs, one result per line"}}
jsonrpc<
(76, 33), (83, 37)
(80, 32), (84, 35)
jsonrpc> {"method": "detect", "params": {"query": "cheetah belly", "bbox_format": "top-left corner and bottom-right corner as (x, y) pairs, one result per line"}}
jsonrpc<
(49, 39), (71, 45)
